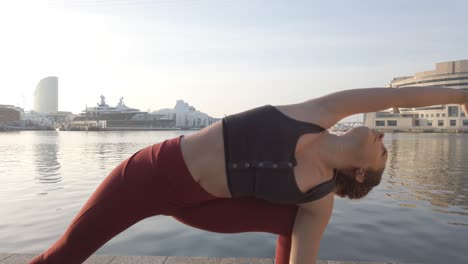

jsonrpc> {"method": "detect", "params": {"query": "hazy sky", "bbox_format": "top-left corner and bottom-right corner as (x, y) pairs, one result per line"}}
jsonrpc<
(1, 0), (467, 119)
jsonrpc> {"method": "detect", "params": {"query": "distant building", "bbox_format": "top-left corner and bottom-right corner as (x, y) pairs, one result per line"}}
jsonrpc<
(34, 76), (58, 114)
(24, 110), (54, 127)
(364, 59), (468, 132)
(153, 100), (219, 129)
(0, 105), (23, 124)
(48, 111), (75, 123)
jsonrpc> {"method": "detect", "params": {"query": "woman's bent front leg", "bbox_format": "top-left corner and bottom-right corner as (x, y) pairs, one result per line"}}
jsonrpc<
(170, 197), (299, 264)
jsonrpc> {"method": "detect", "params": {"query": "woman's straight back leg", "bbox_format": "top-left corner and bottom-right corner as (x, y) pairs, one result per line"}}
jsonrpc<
(29, 135), (216, 264)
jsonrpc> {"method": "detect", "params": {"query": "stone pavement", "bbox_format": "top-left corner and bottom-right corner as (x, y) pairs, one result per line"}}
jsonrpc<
(0, 253), (400, 264)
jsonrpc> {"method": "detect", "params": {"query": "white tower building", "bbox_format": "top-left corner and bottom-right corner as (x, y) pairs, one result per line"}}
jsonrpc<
(34, 76), (58, 114)
(152, 99), (218, 129)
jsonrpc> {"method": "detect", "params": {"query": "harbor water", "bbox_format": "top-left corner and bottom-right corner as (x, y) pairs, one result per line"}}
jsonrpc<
(0, 131), (467, 263)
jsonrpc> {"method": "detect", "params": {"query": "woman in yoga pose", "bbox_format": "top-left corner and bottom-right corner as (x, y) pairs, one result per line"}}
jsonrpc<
(30, 86), (468, 264)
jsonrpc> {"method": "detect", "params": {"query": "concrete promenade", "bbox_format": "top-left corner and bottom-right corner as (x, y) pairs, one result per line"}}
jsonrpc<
(0, 253), (400, 264)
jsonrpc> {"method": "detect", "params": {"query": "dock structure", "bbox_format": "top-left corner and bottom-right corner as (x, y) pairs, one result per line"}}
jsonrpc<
(0, 253), (400, 264)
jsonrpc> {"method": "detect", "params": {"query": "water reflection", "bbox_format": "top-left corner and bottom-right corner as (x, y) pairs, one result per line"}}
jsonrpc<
(89, 142), (138, 170)
(33, 133), (62, 186)
(2, 131), (468, 263)
(384, 133), (468, 213)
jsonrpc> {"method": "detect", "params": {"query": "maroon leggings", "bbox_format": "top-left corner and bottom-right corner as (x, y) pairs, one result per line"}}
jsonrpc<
(29, 135), (299, 264)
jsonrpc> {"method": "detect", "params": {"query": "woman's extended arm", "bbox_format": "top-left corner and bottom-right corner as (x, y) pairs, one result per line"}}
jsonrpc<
(300, 86), (468, 129)
(290, 193), (334, 264)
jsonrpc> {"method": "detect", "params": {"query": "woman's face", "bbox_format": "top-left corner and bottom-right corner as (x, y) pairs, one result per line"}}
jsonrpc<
(343, 126), (388, 171)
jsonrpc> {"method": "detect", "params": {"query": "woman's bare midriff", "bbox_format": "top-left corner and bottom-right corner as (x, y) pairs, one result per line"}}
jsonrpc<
(178, 104), (331, 199)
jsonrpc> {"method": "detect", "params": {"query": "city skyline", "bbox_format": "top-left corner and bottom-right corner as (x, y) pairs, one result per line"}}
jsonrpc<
(1, 0), (468, 120)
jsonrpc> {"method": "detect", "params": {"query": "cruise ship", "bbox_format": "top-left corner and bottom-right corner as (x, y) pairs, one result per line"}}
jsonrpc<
(364, 59), (468, 132)
(71, 95), (176, 130)
(74, 95), (144, 121)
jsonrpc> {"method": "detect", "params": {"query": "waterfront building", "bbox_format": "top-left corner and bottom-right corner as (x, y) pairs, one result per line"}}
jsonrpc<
(48, 111), (75, 124)
(23, 110), (54, 127)
(0, 104), (57, 129)
(0, 104), (23, 124)
(154, 100), (219, 129)
(364, 59), (468, 132)
(34, 76), (58, 114)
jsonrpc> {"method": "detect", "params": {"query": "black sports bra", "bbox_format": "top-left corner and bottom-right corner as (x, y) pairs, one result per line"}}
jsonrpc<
(222, 104), (336, 204)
